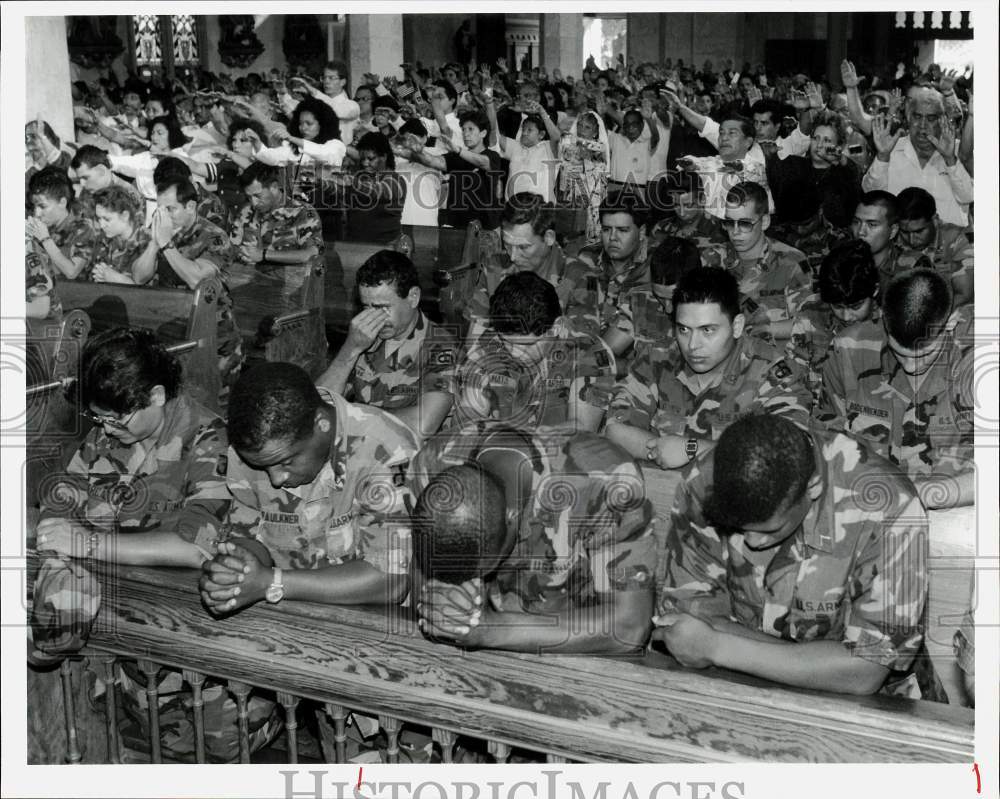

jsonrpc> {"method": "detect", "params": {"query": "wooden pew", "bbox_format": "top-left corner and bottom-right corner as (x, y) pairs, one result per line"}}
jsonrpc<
(29, 560), (974, 764)
(228, 259), (329, 378)
(58, 278), (223, 413)
(25, 310), (92, 507)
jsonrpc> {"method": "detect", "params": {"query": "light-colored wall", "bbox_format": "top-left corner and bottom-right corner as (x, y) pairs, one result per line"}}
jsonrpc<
(26, 16), (74, 145)
(540, 14), (582, 79)
(348, 14), (405, 93)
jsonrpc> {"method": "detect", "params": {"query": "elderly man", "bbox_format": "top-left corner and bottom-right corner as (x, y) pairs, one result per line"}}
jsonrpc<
(862, 86), (972, 227)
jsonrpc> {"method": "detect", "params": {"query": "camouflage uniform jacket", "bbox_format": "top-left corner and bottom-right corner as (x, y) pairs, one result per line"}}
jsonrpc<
(452, 319), (617, 429)
(197, 183), (229, 230)
(464, 245), (577, 330)
(225, 390), (418, 574)
(717, 237), (816, 343)
(40, 392), (229, 553)
(74, 177), (144, 223)
(768, 214), (852, 280)
(660, 425), (945, 701)
(236, 198), (324, 270)
(814, 307), (975, 481)
(609, 333), (812, 439)
(410, 424), (660, 613)
(85, 226), (153, 282)
(154, 215), (243, 377)
(893, 223), (974, 285)
(25, 233), (62, 319)
(651, 212), (728, 251)
(349, 312), (460, 410)
(32, 211), (98, 285)
(786, 302), (883, 404)
(562, 239), (655, 341)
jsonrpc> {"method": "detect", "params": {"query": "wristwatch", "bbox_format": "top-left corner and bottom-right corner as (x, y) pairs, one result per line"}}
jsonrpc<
(265, 567), (285, 604)
(685, 437), (699, 462)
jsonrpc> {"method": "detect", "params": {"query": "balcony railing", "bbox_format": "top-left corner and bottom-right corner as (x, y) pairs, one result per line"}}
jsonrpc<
(28, 558), (974, 764)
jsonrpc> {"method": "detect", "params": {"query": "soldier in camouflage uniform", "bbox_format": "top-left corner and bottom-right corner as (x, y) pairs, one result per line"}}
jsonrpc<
(715, 182), (815, 345)
(607, 267), (811, 471)
(786, 240), (882, 403)
(153, 156), (228, 230)
(893, 186), (974, 306)
(654, 413), (947, 701)
(70, 144), (145, 225)
(850, 190), (900, 299)
(319, 250), (460, 439)
(453, 272), (616, 433)
(411, 423), (659, 653)
(648, 172), (729, 254)
(814, 268), (974, 509)
(25, 229), (62, 320)
(83, 184), (153, 284)
(199, 362), (417, 611)
(133, 176), (244, 386)
(31, 329), (279, 762)
(26, 166), (99, 282)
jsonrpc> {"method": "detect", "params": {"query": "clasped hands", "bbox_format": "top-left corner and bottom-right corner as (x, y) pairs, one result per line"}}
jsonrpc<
(199, 538), (273, 615)
(417, 578), (488, 647)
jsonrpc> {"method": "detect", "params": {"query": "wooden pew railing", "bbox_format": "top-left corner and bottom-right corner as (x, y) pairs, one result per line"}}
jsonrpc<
(58, 277), (224, 413)
(30, 560), (973, 765)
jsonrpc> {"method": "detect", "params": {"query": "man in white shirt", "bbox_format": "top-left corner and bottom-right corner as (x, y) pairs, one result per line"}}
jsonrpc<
(285, 60), (361, 145)
(750, 99), (810, 160)
(862, 87), (972, 228)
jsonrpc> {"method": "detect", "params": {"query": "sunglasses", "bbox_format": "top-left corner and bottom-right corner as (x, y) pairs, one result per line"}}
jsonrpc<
(720, 218), (761, 232)
(80, 408), (139, 431)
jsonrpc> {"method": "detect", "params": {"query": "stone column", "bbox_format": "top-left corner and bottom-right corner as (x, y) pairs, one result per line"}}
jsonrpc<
(347, 14), (404, 93)
(540, 14), (583, 78)
(25, 16), (75, 145)
(826, 12), (849, 88)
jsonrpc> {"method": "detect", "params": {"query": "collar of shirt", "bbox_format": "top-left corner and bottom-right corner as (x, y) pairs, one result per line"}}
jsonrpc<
(599, 241), (651, 292)
(95, 394), (198, 473)
(673, 332), (753, 396)
(724, 236), (774, 276)
(800, 428), (834, 553)
(382, 311), (426, 361)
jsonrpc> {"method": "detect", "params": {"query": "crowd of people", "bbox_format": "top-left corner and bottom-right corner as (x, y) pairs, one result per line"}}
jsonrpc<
(26, 42), (976, 763)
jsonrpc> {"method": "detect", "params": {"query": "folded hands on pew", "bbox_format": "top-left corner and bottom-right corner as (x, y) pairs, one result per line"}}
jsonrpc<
(199, 539), (272, 615)
(417, 578), (485, 644)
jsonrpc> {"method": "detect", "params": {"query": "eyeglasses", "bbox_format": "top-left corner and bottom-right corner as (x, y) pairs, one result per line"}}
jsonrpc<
(720, 218), (761, 233)
(80, 408), (139, 431)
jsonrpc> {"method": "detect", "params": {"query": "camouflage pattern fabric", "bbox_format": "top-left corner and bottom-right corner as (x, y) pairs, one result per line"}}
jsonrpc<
(25, 233), (62, 319)
(715, 237), (816, 344)
(225, 390), (417, 574)
(768, 214), (852, 281)
(349, 312), (460, 410)
(29, 556), (102, 655)
(153, 214), (244, 385)
(609, 333), (812, 438)
(650, 213), (729, 251)
(410, 424), (660, 613)
(196, 184), (229, 230)
(893, 223), (974, 286)
(233, 197), (324, 272)
(75, 179), (144, 224)
(84, 226), (153, 283)
(813, 307), (975, 482)
(660, 425), (947, 701)
(786, 302), (883, 405)
(30, 211), (98, 297)
(452, 319), (617, 429)
(562, 239), (653, 342)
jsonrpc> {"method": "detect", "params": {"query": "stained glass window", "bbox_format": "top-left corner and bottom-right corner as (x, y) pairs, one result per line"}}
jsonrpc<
(134, 14), (162, 66)
(172, 14), (200, 65)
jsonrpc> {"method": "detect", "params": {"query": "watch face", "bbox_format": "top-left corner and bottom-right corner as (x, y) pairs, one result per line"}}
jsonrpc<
(265, 584), (284, 603)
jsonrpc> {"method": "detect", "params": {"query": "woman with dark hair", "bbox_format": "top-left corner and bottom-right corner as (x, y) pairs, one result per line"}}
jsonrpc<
(86, 184), (154, 284)
(329, 131), (406, 243)
(214, 117), (269, 219)
(253, 95), (346, 168)
(34, 327), (229, 567)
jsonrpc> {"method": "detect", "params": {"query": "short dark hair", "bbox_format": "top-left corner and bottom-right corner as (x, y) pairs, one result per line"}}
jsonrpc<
(356, 131), (395, 170)
(324, 60), (349, 82)
(672, 266), (741, 322)
(896, 186), (937, 222)
(147, 114), (190, 150)
(725, 181), (769, 216)
(398, 118), (428, 138)
(520, 113), (547, 139)
(239, 161), (283, 190)
(412, 463), (508, 585)
(28, 166), (74, 207)
(92, 185), (142, 220)
(228, 362), (324, 453)
(357, 250), (418, 298)
(80, 328), (183, 414)
(719, 113), (754, 139)
(702, 415), (814, 528)
(883, 268), (952, 348)
(432, 79), (458, 107)
(155, 176), (198, 206)
(651, 236), (701, 287)
(371, 94), (400, 113)
(70, 144), (110, 171)
(819, 240), (879, 305)
(290, 97), (340, 144)
(501, 192), (556, 237)
(749, 99), (783, 121)
(458, 109), (490, 135)
(153, 155), (192, 184)
(226, 117), (267, 150)
(600, 188), (649, 230)
(490, 271), (561, 336)
(856, 190), (899, 225)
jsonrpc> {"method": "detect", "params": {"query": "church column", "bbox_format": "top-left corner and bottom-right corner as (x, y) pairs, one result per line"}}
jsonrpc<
(26, 16), (74, 145)
(347, 14), (404, 94)
(826, 12), (849, 88)
(540, 14), (583, 77)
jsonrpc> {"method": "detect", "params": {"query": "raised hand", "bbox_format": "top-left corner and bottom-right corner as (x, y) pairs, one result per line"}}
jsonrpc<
(871, 113), (902, 160)
(840, 59), (862, 89)
(790, 89), (810, 111)
(805, 82), (824, 110)
(937, 68), (959, 94)
(495, 56), (508, 74)
(926, 114), (957, 163)
(745, 85), (763, 105)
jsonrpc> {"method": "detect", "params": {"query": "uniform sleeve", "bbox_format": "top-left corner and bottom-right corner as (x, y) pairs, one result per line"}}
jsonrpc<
(223, 453), (264, 540)
(813, 336), (851, 428)
(570, 335), (617, 412)
(64, 217), (99, 267)
(658, 474), (733, 620)
(949, 231), (974, 280)
(754, 356), (814, 427)
(165, 419), (232, 552)
(417, 328), (461, 396)
(37, 438), (97, 523)
(608, 341), (660, 430)
(288, 207), (324, 251)
(186, 224), (232, 275)
(842, 496), (929, 670)
(559, 261), (602, 335)
(784, 255), (815, 318)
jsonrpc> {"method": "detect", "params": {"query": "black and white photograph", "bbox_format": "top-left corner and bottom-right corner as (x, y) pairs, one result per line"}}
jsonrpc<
(1, 3), (996, 796)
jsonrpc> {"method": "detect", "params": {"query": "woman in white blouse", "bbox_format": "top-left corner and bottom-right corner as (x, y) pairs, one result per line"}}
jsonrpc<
(253, 96), (346, 170)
